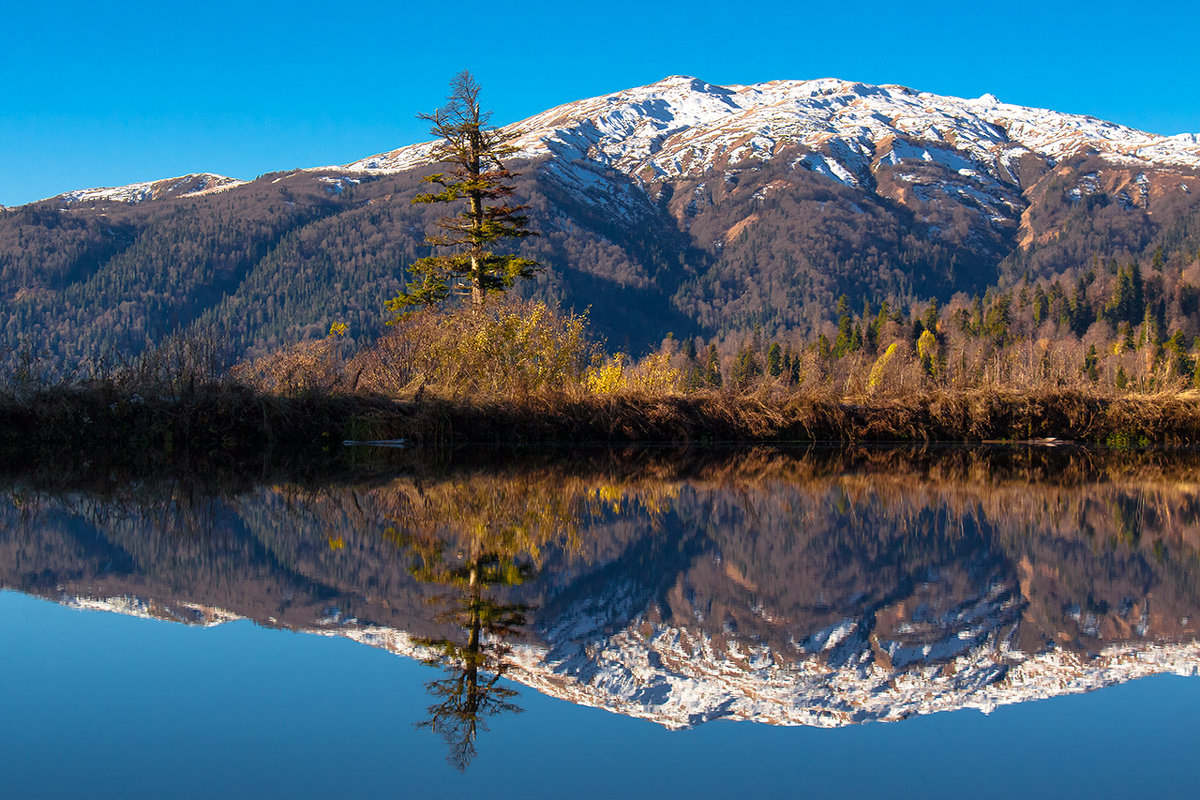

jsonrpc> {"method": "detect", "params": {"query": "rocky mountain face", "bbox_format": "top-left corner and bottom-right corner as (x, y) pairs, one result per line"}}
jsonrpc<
(4, 76), (1200, 365)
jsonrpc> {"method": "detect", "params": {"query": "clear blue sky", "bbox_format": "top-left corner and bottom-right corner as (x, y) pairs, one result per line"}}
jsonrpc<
(3, 0), (1198, 207)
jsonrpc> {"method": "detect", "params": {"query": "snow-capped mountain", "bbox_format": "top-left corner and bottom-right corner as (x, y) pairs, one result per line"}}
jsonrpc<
(55, 172), (246, 204)
(8, 75), (1200, 364)
(346, 75), (1200, 179)
(45, 76), (1200, 208)
(338, 75), (1200, 230)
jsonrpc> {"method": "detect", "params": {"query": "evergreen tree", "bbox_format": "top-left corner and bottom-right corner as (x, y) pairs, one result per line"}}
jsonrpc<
(815, 333), (832, 361)
(1142, 300), (1165, 347)
(922, 299), (938, 335)
(832, 295), (857, 358)
(970, 295), (985, 335)
(1082, 345), (1099, 383)
(730, 344), (763, 389)
(984, 293), (1012, 344)
(1032, 285), (1049, 326)
(386, 72), (539, 312)
(1130, 262), (1145, 315)
(766, 342), (783, 377)
(1164, 330), (1192, 381)
(1106, 263), (1144, 326)
(1067, 277), (1091, 336)
(703, 344), (723, 388)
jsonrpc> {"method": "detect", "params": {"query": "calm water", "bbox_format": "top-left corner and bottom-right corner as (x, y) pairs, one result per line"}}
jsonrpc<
(2, 446), (1199, 798)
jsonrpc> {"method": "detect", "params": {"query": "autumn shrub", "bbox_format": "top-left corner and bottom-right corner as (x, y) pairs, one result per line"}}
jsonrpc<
(232, 323), (349, 395)
(104, 326), (238, 399)
(585, 348), (684, 396)
(0, 338), (58, 399)
(354, 298), (596, 399)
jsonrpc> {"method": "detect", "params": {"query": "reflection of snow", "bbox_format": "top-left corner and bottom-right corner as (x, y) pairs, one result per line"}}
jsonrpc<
(57, 590), (1200, 732)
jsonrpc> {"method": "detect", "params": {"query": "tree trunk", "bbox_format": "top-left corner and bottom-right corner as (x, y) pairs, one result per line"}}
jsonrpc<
(469, 128), (484, 308)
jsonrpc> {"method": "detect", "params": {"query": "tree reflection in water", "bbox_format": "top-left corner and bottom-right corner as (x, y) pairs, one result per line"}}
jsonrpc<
(383, 470), (652, 769)
(412, 547), (532, 770)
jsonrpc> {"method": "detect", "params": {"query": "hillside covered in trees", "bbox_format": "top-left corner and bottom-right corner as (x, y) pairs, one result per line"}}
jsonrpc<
(4, 76), (1200, 388)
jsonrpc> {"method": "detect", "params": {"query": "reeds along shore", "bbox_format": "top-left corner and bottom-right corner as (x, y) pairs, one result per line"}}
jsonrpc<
(5, 384), (1200, 464)
(6, 298), (1200, 457)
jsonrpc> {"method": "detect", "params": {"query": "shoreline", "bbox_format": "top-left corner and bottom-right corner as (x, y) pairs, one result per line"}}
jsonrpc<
(4, 386), (1200, 463)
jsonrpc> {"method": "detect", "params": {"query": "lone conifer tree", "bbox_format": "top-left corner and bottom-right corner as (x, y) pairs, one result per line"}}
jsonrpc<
(387, 71), (539, 313)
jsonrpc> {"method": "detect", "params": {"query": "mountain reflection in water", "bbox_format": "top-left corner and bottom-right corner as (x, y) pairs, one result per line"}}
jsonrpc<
(3, 446), (1200, 768)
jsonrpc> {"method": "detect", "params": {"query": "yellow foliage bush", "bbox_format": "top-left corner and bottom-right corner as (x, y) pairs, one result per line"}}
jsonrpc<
(584, 348), (683, 395)
(586, 354), (627, 394)
(866, 343), (897, 393)
(355, 298), (595, 399)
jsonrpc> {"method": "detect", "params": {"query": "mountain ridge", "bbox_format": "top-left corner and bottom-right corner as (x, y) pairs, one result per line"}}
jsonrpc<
(43, 75), (1200, 207)
(6, 74), (1200, 366)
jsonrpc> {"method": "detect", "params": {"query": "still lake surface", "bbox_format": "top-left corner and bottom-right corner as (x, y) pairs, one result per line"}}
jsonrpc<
(2, 445), (1199, 798)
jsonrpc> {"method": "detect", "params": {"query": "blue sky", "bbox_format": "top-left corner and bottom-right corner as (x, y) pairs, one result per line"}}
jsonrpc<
(2, 0), (1198, 207)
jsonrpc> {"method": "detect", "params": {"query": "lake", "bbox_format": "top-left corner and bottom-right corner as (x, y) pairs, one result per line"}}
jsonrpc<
(1, 445), (1198, 798)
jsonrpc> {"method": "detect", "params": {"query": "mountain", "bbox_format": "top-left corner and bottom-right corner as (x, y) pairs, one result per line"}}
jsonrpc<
(4, 76), (1200, 368)
(55, 173), (247, 204)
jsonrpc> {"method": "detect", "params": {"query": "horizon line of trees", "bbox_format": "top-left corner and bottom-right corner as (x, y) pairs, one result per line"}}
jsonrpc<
(668, 245), (1200, 394)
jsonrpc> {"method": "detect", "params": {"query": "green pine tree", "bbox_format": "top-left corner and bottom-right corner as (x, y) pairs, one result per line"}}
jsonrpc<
(704, 344), (723, 388)
(766, 342), (783, 377)
(729, 345), (763, 390)
(386, 72), (539, 313)
(1082, 344), (1100, 383)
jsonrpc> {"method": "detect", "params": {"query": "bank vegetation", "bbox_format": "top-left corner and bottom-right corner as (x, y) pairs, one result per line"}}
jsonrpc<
(7, 294), (1200, 461)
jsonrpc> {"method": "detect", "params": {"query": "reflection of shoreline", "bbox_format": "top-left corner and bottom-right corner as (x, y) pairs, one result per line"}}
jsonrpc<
(11, 443), (1200, 500)
(36, 591), (1200, 730)
(6, 445), (1200, 739)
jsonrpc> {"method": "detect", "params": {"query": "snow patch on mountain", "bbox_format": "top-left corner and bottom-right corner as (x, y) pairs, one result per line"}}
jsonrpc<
(55, 173), (246, 204)
(333, 75), (1200, 218)
(62, 594), (244, 627)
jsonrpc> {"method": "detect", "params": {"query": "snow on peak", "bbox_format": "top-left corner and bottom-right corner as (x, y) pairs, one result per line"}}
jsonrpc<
(55, 173), (246, 204)
(334, 76), (1200, 192)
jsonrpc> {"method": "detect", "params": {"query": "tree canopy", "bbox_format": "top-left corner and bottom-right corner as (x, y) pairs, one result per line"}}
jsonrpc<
(387, 71), (539, 313)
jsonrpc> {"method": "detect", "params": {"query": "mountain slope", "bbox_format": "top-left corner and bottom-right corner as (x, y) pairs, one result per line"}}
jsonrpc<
(4, 76), (1200, 367)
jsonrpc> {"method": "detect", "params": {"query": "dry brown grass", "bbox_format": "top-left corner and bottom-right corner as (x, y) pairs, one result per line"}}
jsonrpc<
(350, 298), (595, 400)
(7, 379), (1200, 457)
(328, 387), (1200, 445)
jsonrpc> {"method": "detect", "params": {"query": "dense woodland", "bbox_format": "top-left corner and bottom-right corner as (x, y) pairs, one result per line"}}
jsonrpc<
(683, 244), (1200, 396)
(3, 144), (1200, 397)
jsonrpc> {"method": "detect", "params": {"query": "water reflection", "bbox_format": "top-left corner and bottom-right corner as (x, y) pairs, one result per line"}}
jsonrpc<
(402, 525), (535, 769)
(3, 446), (1200, 763)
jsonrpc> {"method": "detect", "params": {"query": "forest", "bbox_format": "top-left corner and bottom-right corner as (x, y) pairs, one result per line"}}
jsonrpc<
(3, 135), (1198, 385)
